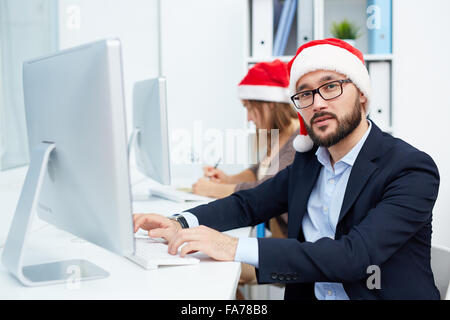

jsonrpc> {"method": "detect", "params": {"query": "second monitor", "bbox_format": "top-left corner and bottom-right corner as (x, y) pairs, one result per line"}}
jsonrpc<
(130, 78), (212, 203)
(132, 78), (171, 185)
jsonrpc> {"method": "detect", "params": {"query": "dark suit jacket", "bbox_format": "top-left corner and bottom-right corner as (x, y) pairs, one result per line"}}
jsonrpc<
(189, 122), (441, 300)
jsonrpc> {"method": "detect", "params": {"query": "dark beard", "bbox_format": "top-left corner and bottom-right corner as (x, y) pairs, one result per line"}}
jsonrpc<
(305, 98), (362, 148)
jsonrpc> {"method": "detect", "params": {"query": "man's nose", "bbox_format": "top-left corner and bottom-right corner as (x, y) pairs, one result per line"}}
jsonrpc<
(311, 92), (328, 113)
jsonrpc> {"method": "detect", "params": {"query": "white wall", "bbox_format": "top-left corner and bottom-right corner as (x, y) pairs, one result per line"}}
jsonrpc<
(393, 0), (450, 247)
(58, 0), (160, 137)
(160, 0), (247, 184)
(0, 0), (58, 170)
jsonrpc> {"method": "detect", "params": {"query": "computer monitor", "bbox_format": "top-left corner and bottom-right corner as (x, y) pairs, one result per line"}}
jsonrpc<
(1, 39), (135, 286)
(131, 78), (171, 185)
(129, 78), (213, 203)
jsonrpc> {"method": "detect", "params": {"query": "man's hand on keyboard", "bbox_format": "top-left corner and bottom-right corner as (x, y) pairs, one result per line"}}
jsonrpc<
(168, 225), (238, 261)
(133, 213), (181, 242)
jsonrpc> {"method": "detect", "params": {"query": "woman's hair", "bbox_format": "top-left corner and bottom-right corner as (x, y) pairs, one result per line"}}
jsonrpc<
(243, 100), (297, 157)
(243, 100), (297, 133)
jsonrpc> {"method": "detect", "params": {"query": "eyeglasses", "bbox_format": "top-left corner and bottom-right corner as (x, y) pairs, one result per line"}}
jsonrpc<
(291, 79), (353, 110)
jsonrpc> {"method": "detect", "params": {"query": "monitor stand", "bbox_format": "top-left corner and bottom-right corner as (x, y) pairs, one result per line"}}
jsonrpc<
(1, 142), (109, 286)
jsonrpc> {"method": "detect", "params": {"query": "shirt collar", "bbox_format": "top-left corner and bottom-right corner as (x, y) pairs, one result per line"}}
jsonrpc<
(315, 120), (372, 169)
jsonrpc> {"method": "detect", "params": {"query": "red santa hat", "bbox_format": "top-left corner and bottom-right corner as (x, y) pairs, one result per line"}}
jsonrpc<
(287, 38), (372, 152)
(237, 59), (290, 103)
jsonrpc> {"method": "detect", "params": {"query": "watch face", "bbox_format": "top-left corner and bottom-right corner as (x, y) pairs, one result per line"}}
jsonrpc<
(176, 216), (189, 229)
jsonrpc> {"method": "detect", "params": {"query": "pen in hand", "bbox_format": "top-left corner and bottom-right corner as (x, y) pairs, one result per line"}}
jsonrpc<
(207, 158), (221, 180)
(213, 157), (221, 169)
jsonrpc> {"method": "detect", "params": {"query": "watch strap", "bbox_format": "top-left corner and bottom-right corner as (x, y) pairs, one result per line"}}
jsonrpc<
(169, 214), (189, 229)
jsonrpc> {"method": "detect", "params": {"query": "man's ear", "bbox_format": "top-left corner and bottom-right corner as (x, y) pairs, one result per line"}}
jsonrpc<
(359, 91), (367, 104)
(359, 92), (368, 113)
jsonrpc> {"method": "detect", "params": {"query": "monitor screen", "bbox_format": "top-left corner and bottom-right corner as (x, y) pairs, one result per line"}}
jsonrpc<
(132, 78), (171, 185)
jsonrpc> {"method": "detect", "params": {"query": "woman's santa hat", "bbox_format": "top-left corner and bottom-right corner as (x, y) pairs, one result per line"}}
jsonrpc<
(287, 38), (372, 152)
(237, 59), (290, 103)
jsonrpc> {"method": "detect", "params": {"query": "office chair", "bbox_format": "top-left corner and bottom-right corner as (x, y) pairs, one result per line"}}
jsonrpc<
(430, 244), (450, 300)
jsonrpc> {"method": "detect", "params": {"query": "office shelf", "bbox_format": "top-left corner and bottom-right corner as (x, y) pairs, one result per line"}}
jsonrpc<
(364, 54), (394, 61)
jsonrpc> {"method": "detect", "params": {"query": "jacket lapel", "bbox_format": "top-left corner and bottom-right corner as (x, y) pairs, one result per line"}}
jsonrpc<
(337, 123), (384, 225)
(337, 153), (377, 225)
(289, 152), (322, 239)
(289, 122), (385, 238)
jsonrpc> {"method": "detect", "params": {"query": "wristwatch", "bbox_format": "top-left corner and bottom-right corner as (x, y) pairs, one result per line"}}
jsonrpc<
(168, 214), (189, 229)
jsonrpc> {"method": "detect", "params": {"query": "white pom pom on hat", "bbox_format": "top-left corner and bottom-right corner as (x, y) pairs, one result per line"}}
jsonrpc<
(292, 113), (314, 152)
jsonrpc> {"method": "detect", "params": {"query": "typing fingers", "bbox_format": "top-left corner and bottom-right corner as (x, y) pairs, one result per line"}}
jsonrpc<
(132, 213), (142, 227)
(179, 241), (201, 257)
(133, 213), (167, 233)
(133, 214), (148, 233)
(148, 227), (172, 241)
(168, 228), (203, 255)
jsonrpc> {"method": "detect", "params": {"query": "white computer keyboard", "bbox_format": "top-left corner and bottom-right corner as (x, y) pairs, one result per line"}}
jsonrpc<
(149, 185), (214, 203)
(127, 237), (199, 270)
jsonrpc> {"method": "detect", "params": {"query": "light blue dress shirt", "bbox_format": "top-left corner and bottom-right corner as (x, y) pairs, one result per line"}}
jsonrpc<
(182, 120), (372, 300)
(302, 120), (371, 300)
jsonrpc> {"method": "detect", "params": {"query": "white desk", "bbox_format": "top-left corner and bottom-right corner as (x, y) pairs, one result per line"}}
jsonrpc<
(0, 166), (251, 299)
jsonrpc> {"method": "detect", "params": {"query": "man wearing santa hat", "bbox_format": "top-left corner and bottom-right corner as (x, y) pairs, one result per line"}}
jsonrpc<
(133, 39), (440, 300)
